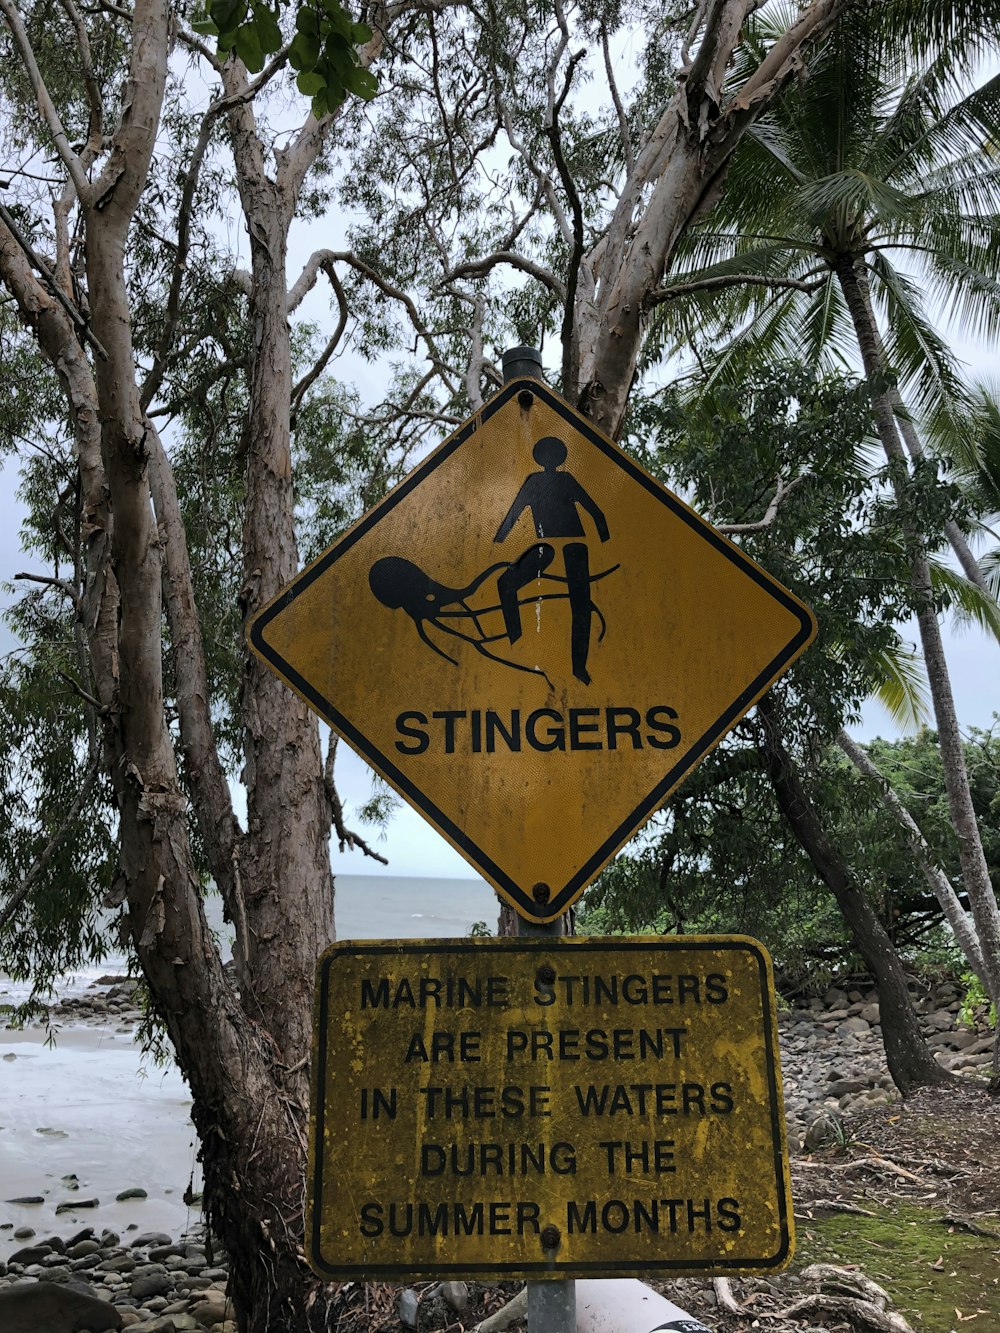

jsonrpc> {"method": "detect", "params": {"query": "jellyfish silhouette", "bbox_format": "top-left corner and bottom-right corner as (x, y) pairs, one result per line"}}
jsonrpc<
(368, 544), (618, 689)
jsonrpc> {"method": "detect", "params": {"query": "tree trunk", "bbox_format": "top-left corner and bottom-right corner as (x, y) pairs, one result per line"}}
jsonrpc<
(758, 698), (952, 1094)
(834, 252), (1000, 1006)
(836, 729), (990, 989)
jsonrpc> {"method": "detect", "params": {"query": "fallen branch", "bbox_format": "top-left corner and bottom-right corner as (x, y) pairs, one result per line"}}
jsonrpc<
(473, 1287), (527, 1332)
(799, 1199), (879, 1217)
(712, 1276), (742, 1313)
(938, 1214), (1000, 1239)
(765, 1293), (915, 1332)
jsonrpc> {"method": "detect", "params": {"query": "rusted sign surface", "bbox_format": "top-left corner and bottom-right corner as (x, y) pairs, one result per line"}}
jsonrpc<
(248, 379), (815, 923)
(307, 936), (794, 1281)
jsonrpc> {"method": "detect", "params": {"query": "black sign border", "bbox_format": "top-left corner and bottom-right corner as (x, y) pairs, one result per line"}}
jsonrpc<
(307, 936), (793, 1281)
(249, 379), (816, 922)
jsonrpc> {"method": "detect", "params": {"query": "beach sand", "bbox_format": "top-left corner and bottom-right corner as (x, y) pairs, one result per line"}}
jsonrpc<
(0, 1019), (202, 1259)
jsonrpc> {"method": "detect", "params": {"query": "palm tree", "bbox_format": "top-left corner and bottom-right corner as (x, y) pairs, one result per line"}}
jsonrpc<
(650, 6), (1000, 1007)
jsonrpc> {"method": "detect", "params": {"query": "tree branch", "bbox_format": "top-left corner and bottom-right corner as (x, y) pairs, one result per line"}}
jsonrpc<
(324, 736), (389, 865)
(544, 39), (587, 397)
(718, 472), (808, 532)
(0, 203), (107, 358)
(0, 759), (101, 936)
(57, 0), (104, 155)
(290, 265), (349, 422)
(441, 251), (566, 300)
(0, 0), (94, 201)
(140, 110), (215, 410)
(146, 420), (245, 917)
(647, 271), (826, 306)
(601, 21), (634, 177)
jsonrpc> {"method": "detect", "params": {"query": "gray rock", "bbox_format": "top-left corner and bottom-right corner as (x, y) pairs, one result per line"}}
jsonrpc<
(398, 1288), (420, 1328)
(130, 1233), (174, 1249)
(835, 1017), (871, 1037)
(0, 1279), (123, 1331)
(100, 1255), (138, 1273)
(130, 1273), (173, 1299)
(188, 1289), (231, 1326)
(56, 1197), (100, 1214)
(5, 1196), (45, 1205)
(441, 1280), (469, 1312)
(67, 1239), (101, 1258)
(117, 1188), (149, 1202)
(8, 1243), (54, 1265)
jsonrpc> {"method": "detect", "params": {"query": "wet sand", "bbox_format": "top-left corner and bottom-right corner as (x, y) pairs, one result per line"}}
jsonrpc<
(0, 1021), (201, 1259)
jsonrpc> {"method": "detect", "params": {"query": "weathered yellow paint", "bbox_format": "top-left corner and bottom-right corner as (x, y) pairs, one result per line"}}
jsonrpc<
(249, 380), (815, 920)
(306, 936), (794, 1281)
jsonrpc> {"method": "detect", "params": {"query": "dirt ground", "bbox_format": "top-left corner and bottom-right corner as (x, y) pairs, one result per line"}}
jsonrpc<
(326, 1080), (1000, 1333)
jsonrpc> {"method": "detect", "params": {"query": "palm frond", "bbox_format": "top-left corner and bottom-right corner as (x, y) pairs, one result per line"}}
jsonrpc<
(866, 251), (970, 421)
(929, 558), (1000, 641)
(866, 640), (930, 731)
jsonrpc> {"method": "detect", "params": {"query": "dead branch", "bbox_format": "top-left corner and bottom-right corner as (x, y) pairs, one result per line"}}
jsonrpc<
(291, 266), (349, 422)
(15, 570), (81, 606)
(765, 1293), (915, 1332)
(473, 1287), (527, 1333)
(324, 735), (389, 865)
(800, 1198), (879, 1216)
(718, 472), (807, 533)
(712, 1277), (742, 1313)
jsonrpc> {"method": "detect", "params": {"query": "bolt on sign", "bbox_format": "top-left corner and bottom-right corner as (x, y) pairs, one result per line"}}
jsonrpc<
(306, 936), (793, 1281)
(249, 379), (816, 922)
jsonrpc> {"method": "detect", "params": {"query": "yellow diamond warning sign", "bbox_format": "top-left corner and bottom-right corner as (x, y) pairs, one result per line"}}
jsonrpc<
(248, 379), (815, 921)
(306, 936), (794, 1281)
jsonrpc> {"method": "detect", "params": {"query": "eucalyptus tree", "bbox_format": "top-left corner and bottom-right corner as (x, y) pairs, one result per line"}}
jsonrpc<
(3, 0), (995, 1323)
(648, 5), (1000, 1011)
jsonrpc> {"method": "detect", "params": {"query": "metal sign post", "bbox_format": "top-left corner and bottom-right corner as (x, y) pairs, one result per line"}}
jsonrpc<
(514, 883), (576, 1333)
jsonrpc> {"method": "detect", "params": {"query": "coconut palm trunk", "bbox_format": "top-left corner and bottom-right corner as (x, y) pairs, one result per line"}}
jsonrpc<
(834, 252), (1000, 1010)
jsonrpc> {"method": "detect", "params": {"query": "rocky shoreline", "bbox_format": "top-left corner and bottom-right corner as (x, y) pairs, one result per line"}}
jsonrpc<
(1, 970), (994, 1332)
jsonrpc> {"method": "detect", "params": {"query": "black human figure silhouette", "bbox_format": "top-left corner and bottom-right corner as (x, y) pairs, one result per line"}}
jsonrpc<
(494, 436), (610, 684)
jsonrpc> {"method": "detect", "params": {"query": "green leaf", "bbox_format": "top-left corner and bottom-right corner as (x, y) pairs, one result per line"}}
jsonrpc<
(252, 2), (283, 55)
(317, 0), (352, 38)
(351, 20), (372, 43)
(296, 70), (327, 95)
(289, 29), (319, 70)
(190, 13), (219, 35)
(234, 23), (264, 71)
(343, 64), (378, 100)
(209, 0), (247, 37)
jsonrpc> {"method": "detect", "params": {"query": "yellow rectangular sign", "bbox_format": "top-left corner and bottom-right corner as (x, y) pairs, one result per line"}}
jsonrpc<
(307, 936), (794, 1280)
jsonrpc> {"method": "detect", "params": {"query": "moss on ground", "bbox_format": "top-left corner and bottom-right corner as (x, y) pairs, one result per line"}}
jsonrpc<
(794, 1201), (1000, 1326)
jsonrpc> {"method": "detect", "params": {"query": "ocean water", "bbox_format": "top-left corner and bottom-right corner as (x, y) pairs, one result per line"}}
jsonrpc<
(334, 873), (500, 941)
(0, 875), (502, 1007)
